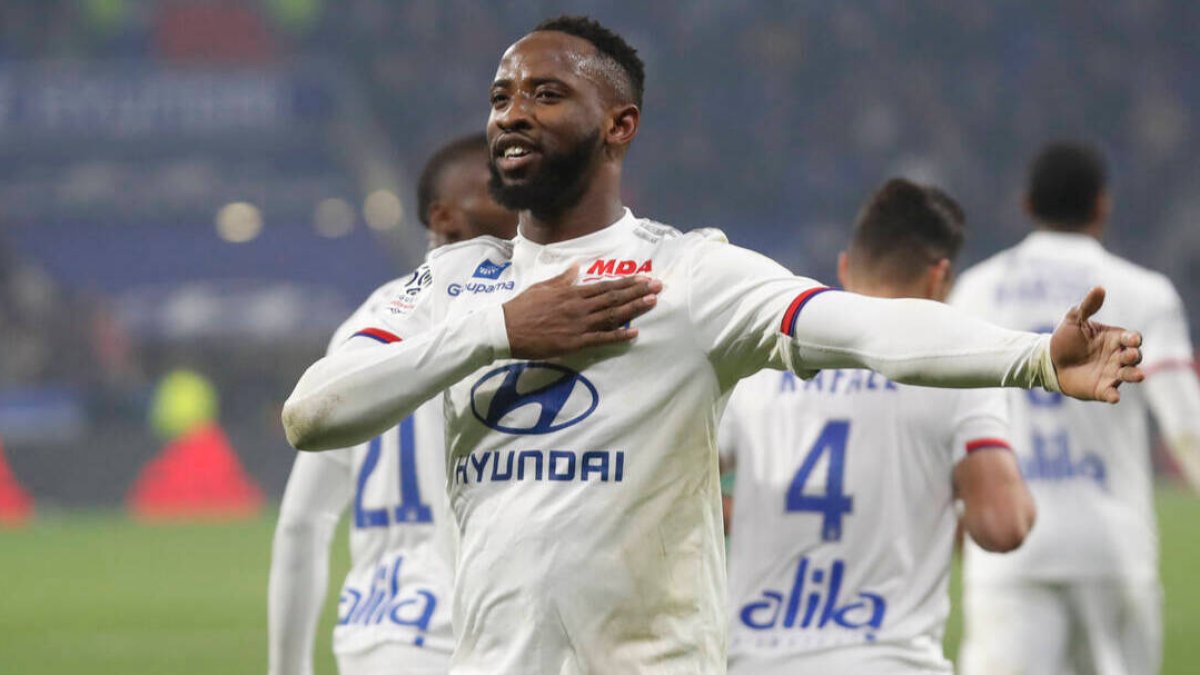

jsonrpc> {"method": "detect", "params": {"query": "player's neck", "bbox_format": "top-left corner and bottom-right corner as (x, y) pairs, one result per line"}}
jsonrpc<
(1036, 221), (1103, 241)
(518, 166), (626, 245)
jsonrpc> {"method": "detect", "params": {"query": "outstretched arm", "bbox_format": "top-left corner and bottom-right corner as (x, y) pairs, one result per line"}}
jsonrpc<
(283, 266), (662, 451)
(787, 286), (1142, 401)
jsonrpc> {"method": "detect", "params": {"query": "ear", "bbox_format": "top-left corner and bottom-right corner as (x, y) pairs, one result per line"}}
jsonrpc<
(927, 258), (953, 301)
(607, 104), (640, 150)
(428, 201), (452, 231)
(836, 251), (851, 290)
(1095, 192), (1112, 225)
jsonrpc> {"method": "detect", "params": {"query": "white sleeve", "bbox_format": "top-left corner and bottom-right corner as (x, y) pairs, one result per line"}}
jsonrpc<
(685, 239), (1057, 392)
(1138, 284), (1200, 490)
(1140, 281), (1194, 372)
(684, 237), (828, 385)
(1144, 368), (1200, 491)
(267, 450), (354, 675)
(282, 261), (510, 452)
(948, 388), (1014, 466)
(785, 291), (1057, 391)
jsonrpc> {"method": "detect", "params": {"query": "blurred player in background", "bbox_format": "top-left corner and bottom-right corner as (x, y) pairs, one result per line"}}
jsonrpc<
(282, 16), (1144, 673)
(955, 142), (1200, 675)
(417, 134), (520, 250)
(721, 179), (1035, 674)
(267, 133), (517, 675)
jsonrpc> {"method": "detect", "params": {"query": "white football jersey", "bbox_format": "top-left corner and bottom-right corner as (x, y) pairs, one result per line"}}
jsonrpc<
(952, 230), (1195, 583)
(721, 368), (1011, 673)
(339, 210), (829, 673)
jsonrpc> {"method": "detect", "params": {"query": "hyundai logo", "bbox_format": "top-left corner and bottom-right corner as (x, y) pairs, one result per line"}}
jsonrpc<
(470, 362), (599, 435)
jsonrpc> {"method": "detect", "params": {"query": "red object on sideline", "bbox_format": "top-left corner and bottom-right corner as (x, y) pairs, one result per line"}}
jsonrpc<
(127, 423), (264, 520)
(0, 438), (34, 525)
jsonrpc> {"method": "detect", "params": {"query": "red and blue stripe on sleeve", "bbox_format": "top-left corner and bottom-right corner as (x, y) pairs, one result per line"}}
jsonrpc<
(780, 287), (836, 337)
(352, 327), (402, 344)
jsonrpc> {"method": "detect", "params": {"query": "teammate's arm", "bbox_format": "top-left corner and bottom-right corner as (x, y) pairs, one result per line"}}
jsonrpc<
(268, 451), (354, 675)
(1138, 286), (1200, 491)
(954, 446), (1036, 552)
(283, 264), (660, 451)
(1144, 368), (1200, 491)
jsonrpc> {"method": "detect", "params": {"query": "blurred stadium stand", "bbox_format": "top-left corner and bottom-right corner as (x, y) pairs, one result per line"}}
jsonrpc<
(0, 0), (1197, 507)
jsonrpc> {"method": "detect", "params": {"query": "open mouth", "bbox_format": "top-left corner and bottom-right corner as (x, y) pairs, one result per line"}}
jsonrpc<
(494, 137), (541, 173)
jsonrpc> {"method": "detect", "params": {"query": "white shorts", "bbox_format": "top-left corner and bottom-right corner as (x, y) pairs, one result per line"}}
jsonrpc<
(959, 579), (1162, 675)
(336, 642), (451, 675)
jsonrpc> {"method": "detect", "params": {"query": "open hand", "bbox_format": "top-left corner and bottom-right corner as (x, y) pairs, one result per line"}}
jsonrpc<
(502, 265), (662, 359)
(1050, 287), (1144, 403)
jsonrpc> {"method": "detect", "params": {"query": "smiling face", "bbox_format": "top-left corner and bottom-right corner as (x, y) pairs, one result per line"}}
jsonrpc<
(486, 31), (632, 217)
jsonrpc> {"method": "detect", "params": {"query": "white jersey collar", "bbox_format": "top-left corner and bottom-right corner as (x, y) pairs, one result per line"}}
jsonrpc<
(1020, 229), (1106, 257)
(513, 208), (638, 259)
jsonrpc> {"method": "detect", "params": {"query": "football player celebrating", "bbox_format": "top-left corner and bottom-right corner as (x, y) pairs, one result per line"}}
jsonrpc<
(267, 133), (517, 675)
(955, 142), (1200, 675)
(720, 179), (1035, 674)
(282, 18), (1143, 673)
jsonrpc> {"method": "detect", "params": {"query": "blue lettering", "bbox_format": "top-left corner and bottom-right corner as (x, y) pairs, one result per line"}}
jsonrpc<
(804, 371), (825, 392)
(491, 451), (514, 481)
(1023, 429), (1106, 489)
(780, 371), (797, 393)
(518, 450), (543, 480)
(470, 452), (490, 482)
(580, 451), (610, 481)
(336, 555), (442, 646)
(738, 557), (888, 639)
(548, 450), (576, 481)
(816, 562), (843, 627)
(828, 369), (845, 394)
(740, 591), (785, 630)
(844, 370), (863, 394)
(455, 449), (625, 484)
(782, 557), (808, 627)
(337, 589), (363, 625)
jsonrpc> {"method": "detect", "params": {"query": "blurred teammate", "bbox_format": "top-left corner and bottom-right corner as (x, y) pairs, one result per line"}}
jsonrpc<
(721, 179), (1035, 674)
(282, 17), (1143, 673)
(267, 133), (516, 675)
(955, 142), (1200, 675)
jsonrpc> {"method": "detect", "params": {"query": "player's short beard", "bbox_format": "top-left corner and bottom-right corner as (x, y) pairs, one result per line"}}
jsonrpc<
(488, 129), (601, 217)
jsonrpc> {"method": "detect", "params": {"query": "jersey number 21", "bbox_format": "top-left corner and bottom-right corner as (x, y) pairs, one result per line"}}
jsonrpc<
(354, 416), (433, 528)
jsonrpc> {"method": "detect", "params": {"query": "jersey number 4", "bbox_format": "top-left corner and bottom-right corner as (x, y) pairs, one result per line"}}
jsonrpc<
(785, 420), (853, 542)
(354, 416), (433, 528)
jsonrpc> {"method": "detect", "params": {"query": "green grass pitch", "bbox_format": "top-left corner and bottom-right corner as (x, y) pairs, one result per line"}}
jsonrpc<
(1, 487), (1197, 674)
